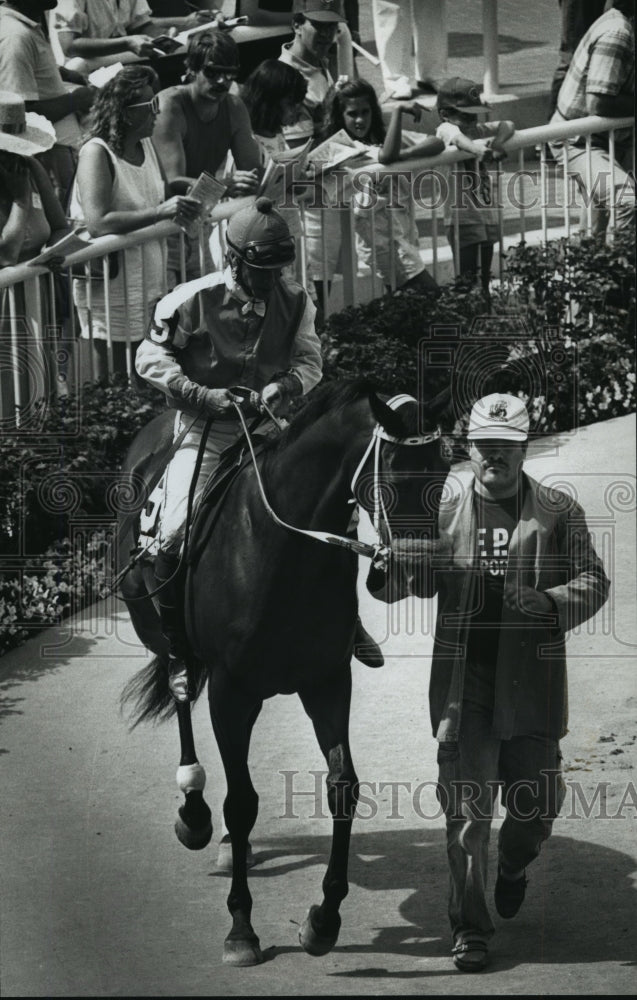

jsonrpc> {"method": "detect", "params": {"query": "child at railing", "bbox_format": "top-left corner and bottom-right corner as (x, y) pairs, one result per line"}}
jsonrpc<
(435, 77), (515, 300)
(241, 59), (310, 282)
(314, 77), (443, 302)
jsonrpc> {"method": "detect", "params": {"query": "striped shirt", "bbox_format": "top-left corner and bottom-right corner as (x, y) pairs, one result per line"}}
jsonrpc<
(556, 8), (634, 121)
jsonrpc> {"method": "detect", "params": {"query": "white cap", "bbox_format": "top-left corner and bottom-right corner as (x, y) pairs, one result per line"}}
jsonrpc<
(467, 393), (529, 442)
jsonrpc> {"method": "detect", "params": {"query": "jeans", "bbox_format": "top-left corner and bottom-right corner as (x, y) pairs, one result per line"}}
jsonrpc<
(436, 700), (566, 946)
(549, 137), (636, 238)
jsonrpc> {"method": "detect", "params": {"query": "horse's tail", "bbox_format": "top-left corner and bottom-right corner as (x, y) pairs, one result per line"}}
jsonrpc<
(120, 654), (208, 728)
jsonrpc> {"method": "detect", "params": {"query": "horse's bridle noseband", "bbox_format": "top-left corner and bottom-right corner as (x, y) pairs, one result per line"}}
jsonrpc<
(350, 395), (442, 547)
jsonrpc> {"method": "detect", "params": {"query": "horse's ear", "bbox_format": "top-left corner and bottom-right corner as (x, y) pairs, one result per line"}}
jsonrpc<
(421, 385), (454, 429)
(369, 391), (409, 438)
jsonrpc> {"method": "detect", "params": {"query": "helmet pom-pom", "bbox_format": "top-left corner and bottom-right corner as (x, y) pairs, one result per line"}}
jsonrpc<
(255, 196), (273, 214)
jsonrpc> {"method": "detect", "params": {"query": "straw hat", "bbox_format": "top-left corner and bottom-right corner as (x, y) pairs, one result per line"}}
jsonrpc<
(0, 91), (56, 157)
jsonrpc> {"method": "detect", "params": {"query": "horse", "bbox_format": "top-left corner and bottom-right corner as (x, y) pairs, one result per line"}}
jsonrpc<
(119, 378), (451, 967)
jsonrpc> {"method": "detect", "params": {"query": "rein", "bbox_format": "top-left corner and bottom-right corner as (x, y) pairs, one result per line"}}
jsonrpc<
(232, 393), (441, 571)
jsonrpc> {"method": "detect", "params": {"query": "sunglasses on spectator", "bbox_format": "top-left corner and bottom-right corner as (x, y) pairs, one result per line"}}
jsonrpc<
(201, 65), (239, 82)
(128, 95), (160, 113)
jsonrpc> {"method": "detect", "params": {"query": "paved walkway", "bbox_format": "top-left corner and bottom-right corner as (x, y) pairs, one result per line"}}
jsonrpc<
(1, 414), (635, 996)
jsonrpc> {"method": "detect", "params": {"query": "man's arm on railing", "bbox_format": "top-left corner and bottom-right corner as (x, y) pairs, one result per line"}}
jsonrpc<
(586, 92), (634, 118)
(26, 88), (95, 124)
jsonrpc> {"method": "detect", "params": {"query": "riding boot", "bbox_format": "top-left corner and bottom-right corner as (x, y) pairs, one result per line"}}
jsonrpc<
(353, 616), (385, 668)
(154, 549), (191, 703)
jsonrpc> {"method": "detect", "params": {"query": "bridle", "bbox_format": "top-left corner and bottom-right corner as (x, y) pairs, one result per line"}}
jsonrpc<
(233, 393), (441, 570)
(349, 393), (442, 545)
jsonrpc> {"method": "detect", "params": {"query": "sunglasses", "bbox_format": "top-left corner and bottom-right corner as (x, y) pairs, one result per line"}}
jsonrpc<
(201, 65), (239, 82)
(128, 95), (160, 113)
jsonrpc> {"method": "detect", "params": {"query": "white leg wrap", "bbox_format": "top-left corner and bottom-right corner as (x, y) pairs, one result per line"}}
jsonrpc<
(176, 763), (207, 795)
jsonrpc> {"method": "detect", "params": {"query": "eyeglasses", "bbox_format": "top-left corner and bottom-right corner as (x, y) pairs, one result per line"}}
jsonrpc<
(128, 95), (160, 114)
(201, 65), (239, 82)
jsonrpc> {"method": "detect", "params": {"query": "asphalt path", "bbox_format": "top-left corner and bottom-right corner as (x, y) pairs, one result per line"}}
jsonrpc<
(1, 414), (635, 996)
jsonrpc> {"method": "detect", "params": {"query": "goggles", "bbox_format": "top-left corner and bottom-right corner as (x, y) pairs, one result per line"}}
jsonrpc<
(230, 236), (296, 270)
(201, 65), (239, 82)
(128, 95), (159, 114)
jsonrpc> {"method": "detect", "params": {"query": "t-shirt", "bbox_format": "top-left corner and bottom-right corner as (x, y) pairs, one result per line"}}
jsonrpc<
(278, 41), (333, 142)
(435, 119), (501, 230)
(0, 6), (82, 148)
(52, 0), (152, 40)
(463, 487), (524, 707)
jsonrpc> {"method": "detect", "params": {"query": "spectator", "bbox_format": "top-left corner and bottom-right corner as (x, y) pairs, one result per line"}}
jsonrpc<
(49, 0), (218, 75)
(153, 30), (260, 195)
(278, 0), (352, 145)
(152, 29), (260, 277)
(0, 92), (67, 266)
(371, 0), (447, 100)
(435, 77), (515, 301)
(0, 0), (95, 205)
(549, 0), (635, 239)
(0, 91), (71, 406)
(241, 58), (308, 279)
(548, 0), (606, 117)
(322, 77), (442, 292)
(68, 65), (201, 380)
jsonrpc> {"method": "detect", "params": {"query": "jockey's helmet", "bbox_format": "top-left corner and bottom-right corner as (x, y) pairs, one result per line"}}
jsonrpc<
(226, 197), (296, 269)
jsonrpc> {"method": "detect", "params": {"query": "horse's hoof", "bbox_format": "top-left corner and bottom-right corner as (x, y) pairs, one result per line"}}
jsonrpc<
(298, 905), (341, 957)
(216, 835), (255, 872)
(223, 934), (264, 967)
(174, 813), (213, 851)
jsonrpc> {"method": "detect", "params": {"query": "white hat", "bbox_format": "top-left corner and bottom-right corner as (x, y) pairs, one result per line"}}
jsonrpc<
(467, 393), (529, 442)
(0, 91), (56, 157)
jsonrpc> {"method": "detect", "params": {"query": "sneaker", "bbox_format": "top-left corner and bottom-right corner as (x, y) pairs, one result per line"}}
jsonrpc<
(494, 866), (528, 918)
(387, 76), (413, 100)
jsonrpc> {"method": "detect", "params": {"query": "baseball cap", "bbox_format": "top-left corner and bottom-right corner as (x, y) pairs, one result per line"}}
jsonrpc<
(436, 77), (490, 114)
(467, 394), (529, 442)
(293, 0), (346, 22)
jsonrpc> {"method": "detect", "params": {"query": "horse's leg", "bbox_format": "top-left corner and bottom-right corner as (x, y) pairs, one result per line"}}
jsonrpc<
(298, 669), (359, 957)
(209, 669), (264, 967)
(174, 700), (213, 851)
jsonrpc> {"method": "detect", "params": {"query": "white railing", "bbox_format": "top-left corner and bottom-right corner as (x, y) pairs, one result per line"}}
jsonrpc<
(0, 116), (633, 426)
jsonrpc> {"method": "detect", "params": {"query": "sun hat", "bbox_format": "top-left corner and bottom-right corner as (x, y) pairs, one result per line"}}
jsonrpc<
(0, 91), (56, 157)
(436, 77), (490, 114)
(293, 0), (346, 22)
(467, 394), (529, 442)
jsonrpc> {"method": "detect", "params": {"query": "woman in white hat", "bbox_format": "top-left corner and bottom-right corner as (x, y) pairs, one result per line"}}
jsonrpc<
(0, 91), (68, 268)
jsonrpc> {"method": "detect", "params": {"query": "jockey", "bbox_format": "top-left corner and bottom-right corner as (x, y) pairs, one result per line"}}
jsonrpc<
(136, 196), (383, 701)
(135, 196), (322, 698)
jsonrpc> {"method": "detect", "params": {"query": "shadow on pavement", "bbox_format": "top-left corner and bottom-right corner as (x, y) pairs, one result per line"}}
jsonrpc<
(211, 828), (636, 972)
(0, 629), (101, 727)
(449, 32), (548, 57)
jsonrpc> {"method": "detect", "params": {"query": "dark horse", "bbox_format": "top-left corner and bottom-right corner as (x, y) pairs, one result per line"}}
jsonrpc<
(120, 379), (450, 966)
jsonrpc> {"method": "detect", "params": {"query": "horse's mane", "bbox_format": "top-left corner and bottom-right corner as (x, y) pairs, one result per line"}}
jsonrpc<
(271, 378), (379, 452)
